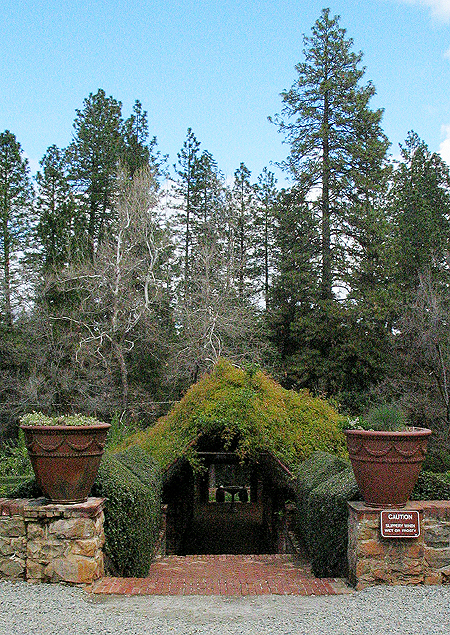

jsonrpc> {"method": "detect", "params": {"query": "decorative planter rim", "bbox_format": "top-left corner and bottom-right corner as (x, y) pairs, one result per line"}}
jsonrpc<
(20, 423), (111, 431)
(344, 427), (431, 438)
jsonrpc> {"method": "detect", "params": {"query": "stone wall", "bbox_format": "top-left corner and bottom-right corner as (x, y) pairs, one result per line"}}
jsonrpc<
(0, 497), (105, 585)
(348, 501), (450, 589)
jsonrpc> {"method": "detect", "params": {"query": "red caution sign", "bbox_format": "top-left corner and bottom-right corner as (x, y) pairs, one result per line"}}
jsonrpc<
(380, 510), (420, 538)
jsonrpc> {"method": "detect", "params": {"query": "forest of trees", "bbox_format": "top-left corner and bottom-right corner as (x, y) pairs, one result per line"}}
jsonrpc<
(2, 9), (450, 441)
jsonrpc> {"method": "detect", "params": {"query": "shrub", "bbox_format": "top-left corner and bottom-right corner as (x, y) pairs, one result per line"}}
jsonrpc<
(422, 443), (450, 473)
(6, 477), (43, 498)
(0, 475), (32, 496)
(92, 452), (161, 577)
(305, 467), (360, 577)
(0, 430), (32, 478)
(411, 471), (450, 500)
(295, 451), (349, 545)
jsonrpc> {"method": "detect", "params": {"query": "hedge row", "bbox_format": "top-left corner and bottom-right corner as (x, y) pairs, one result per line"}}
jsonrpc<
(92, 449), (161, 577)
(294, 451), (349, 550)
(295, 453), (450, 579)
(7, 448), (162, 578)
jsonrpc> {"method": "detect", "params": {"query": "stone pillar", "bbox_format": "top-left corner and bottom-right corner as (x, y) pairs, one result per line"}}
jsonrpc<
(0, 497), (105, 585)
(0, 500), (27, 579)
(348, 501), (450, 589)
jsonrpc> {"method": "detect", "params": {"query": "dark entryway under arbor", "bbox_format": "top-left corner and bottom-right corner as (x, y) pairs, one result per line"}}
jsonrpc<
(162, 438), (295, 556)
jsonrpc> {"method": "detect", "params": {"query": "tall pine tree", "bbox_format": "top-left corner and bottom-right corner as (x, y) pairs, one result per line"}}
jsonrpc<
(36, 145), (77, 270)
(65, 89), (124, 257)
(0, 130), (34, 327)
(392, 132), (450, 296)
(270, 8), (389, 300)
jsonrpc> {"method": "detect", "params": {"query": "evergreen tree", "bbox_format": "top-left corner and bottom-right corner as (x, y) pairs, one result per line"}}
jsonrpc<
(392, 132), (450, 295)
(270, 8), (389, 300)
(65, 89), (124, 257)
(255, 167), (278, 306)
(121, 99), (166, 179)
(194, 150), (224, 236)
(230, 162), (256, 300)
(268, 187), (320, 383)
(0, 130), (34, 327)
(36, 145), (76, 270)
(173, 128), (201, 283)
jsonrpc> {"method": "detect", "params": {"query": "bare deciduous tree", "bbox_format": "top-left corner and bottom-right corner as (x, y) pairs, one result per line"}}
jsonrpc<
(45, 165), (172, 416)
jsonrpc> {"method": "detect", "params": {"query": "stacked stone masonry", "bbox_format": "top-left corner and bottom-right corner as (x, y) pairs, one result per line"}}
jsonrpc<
(0, 497), (105, 585)
(348, 501), (450, 590)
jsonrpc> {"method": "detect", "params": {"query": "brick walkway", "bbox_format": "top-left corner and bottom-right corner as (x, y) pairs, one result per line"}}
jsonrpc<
(92, 554), (351, 596)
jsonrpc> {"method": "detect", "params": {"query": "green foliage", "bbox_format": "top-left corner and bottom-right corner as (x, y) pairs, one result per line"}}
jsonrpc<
(7, 477), (42, 499)
(0, 129), (35, 326)
(392, 132), (450, 295)
(106, 414), (142, 450)
(270, 8), (389, 301)
(306, 467), (360, 577)
(0, 476), (32, 496)
(0, 429), (32, 477)
(295, 451), (349, 503)
(20, 412), (106, 427)
(92, 451), (162, 577)
(422, 443), (450, 473)
(347, 404), (409, 432)
(66, 89), (124, 253)
(36, 144), (76, 271)
(121, 358), (346, 470)
(411, 471), (450, 500)
(295, 451), (349, 549)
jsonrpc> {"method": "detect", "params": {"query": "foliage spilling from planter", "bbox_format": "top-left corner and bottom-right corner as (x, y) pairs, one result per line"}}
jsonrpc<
(119, 358), (347, 469)
(295, 451), (450, 578)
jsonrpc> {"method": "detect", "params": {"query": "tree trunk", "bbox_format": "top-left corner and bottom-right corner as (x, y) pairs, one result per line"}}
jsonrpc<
(321, 91), (332, 300)
(113, 340), (129, 413)
(2, 213), (12, 328)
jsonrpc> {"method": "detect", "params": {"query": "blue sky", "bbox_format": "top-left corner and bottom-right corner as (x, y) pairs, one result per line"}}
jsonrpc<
(1, 0), (450, 185)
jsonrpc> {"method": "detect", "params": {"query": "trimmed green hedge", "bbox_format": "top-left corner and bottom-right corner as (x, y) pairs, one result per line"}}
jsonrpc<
(305, 467), (360, 577)
(295, 451), (349, 503)
(92, 451), (161, 577)
(295, 451), (349, 548)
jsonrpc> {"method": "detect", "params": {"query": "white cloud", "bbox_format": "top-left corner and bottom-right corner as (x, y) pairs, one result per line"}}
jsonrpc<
(439, 125), (450, 164)
(398, 0), (450, 21)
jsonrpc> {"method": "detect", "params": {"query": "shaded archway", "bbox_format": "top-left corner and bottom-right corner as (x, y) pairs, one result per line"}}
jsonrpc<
(162, 434), (296, 556)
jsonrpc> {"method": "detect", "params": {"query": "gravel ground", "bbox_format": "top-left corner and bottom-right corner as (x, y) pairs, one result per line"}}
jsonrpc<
(2, 581), (450, 635)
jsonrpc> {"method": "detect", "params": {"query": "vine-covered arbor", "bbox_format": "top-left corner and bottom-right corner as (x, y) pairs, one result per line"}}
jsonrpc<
(119, 359), (346, 555)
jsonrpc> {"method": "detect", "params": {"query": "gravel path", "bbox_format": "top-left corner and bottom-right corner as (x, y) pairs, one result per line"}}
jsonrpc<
(1, 581), (450, 635)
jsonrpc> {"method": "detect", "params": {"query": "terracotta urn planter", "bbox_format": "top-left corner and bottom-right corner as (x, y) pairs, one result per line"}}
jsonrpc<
(344, 427), (432, 508)
(20, 414), (110, 504)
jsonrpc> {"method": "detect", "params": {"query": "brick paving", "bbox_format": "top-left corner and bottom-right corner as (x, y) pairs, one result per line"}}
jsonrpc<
(92, 554), (351, 596)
